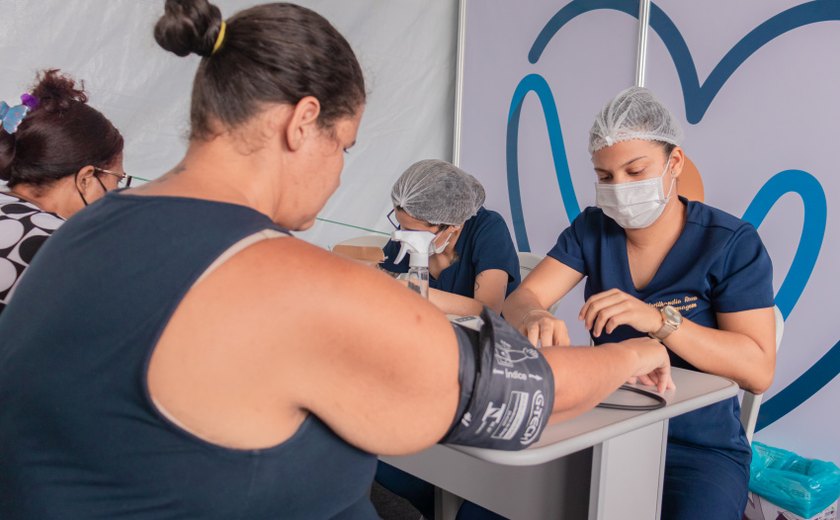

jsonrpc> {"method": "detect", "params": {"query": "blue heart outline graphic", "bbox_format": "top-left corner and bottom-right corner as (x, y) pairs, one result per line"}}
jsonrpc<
(505, 0), (837, 430)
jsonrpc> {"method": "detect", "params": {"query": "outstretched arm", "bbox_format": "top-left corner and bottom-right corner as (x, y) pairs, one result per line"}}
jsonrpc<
(268, 240), (670, 454)
(503, 256), (584, 346)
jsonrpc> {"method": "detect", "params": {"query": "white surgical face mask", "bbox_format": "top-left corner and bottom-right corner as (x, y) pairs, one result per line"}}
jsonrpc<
(595, 155), (675, 229)
(433, 229), (455, 254)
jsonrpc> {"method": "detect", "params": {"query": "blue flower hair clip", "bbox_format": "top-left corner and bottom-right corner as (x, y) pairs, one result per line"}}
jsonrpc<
(0, 93), (39, 134)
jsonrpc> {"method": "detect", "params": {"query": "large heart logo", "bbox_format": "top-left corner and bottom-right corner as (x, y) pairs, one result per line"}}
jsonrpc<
(506, 0), (838, 431)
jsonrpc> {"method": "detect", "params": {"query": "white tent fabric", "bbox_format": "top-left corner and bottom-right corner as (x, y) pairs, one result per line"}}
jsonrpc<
(0, 0), (458, 248)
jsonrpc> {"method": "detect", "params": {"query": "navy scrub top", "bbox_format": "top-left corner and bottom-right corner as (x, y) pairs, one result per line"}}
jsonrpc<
(381, 207), (521, 298)
(547, 197), (774, 465)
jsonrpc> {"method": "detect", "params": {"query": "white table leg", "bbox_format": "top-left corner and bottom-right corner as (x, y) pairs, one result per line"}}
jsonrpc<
(588, 420), (669, 520)
(435, 487), (463, 520)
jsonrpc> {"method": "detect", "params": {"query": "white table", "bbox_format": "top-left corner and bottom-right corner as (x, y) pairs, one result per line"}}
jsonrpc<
(381, 367), (738, 520)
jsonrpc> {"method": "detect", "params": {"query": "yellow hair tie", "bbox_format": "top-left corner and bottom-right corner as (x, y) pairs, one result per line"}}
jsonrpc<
(212, 21), (227, 55)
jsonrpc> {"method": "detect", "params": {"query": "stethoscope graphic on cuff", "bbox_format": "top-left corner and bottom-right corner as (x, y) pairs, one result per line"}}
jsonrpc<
(597, 385), (668, 411)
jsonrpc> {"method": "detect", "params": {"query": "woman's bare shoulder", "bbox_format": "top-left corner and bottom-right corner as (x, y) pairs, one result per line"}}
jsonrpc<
(202, 234), (426, 321)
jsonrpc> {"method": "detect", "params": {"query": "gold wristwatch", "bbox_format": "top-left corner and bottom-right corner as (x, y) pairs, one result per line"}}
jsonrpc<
(650, 305), (682, 341)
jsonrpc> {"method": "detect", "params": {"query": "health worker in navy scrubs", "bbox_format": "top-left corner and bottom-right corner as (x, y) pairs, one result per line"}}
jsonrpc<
(380, 159), (520, 315)
(377, 159), (520, 520)
(503, 87), (777, 520)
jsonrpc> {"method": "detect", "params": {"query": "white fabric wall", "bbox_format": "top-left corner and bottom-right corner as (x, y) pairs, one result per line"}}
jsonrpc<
(0, 0), (458, 248)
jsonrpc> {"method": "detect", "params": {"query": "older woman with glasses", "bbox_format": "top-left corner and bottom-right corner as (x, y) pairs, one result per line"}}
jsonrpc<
(380, 159), (520, 316)
(0, 69), (125, 314)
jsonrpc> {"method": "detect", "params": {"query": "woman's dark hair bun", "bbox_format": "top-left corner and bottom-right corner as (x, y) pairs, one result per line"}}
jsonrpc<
(156, 2), (366, 140)
(1, 69), (123, 188)
(154, 0), (223, 58)
(0, 71), (81, 179)
(30, 69), (88, 113)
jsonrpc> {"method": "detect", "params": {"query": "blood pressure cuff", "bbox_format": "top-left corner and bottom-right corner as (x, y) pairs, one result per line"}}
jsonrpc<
(442, 307), (554, 450)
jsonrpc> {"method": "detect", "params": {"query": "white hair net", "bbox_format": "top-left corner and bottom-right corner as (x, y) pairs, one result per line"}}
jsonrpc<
(391, 159), (486, 226)
(589, 87), (683, 154)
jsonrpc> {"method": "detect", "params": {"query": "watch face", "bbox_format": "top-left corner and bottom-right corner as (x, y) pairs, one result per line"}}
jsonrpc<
(663, 305), (681, 324)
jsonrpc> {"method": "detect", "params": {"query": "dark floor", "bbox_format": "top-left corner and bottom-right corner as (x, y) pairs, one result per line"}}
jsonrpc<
(370, 481), (425, 520)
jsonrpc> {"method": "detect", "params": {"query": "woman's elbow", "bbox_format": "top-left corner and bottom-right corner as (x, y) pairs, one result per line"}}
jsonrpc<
(746, 363), (775, 394)
(756, 370), (775, 394)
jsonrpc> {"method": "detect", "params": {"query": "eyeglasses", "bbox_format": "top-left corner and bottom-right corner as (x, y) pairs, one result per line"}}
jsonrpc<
(387, 208), (450, 233)
(387, 208), (399, 229)
(94, 167), (133, 188)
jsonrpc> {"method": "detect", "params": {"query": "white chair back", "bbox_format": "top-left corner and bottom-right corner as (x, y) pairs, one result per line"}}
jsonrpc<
(517, 251), (543, 282)
(739, 305), (784, 444)
(516, 252), (561, 315)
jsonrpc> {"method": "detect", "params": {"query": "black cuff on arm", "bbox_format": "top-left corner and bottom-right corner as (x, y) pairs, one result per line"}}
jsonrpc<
(443, 308), (555, 450)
